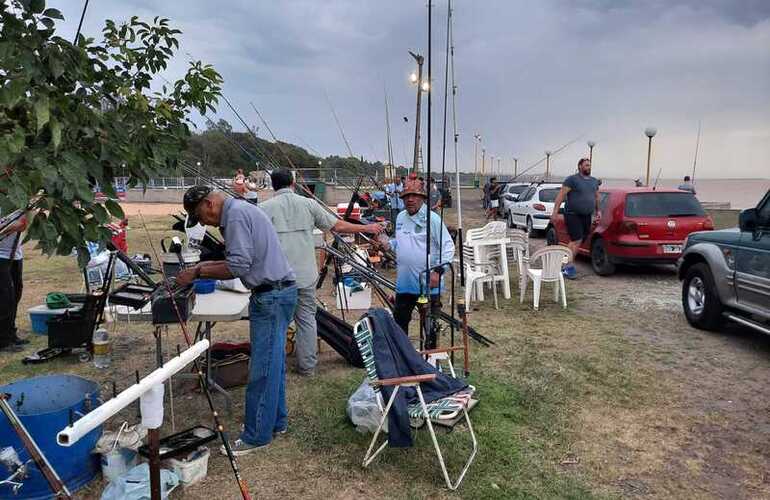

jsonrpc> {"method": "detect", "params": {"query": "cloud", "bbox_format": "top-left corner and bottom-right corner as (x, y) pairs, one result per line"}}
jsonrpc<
(48, 0), (770, 178)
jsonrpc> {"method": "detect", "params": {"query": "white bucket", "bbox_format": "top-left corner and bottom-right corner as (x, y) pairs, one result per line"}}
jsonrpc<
(101, 448), (138, 483)
(166, 447), (210, 487)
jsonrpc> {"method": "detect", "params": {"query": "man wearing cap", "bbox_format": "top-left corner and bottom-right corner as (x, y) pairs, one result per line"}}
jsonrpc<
(259, 169), (384, 377)
(176, 186), (296, 456)
(376, 178), (454, 345)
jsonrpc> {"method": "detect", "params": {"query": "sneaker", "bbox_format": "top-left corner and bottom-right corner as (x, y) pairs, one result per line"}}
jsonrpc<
(562, 264), (577, 280)
(220, 439), (268, 457)
(274, 427), (288, 437)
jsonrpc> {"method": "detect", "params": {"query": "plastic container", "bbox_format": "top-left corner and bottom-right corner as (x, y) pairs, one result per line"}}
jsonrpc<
(92, 328), (111, 369)
(0, 375), (102, 499)
(193, 279), (216, 294)
(165, 447), (210, 487)
(336, 282), (372, 310)
(27, 304), (81, 335)
(101, 447), (138, 483)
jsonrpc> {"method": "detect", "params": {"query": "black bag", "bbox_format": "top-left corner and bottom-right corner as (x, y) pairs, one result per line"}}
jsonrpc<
(315, 308), (364, 368)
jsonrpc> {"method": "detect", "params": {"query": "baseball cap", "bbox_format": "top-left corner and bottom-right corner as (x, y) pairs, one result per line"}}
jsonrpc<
(183, 185), (212, 226)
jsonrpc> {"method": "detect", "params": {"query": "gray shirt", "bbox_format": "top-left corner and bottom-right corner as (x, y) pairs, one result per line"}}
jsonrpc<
(260, 188), (338, 288)
(220, 198), (295, 289)
(677, 182), (696, 194)
(563, 174), (600, 215)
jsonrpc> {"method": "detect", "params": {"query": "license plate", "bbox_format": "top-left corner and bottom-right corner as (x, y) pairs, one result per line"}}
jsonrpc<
(662, 244), (682, 254)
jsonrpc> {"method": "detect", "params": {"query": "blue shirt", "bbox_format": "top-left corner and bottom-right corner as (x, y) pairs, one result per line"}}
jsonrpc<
(220, 198), (295, 289)
(385, 183), (404, 210)
(563, 174), (600, 215)
(390, 204), (454, 295)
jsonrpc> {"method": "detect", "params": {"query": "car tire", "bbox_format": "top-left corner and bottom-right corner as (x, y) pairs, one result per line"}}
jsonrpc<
(590, 237), (616, 275)
(526, 217), (535, 236)
(507, 211), (514, 229)
(682, 263), (723, 331)
(546, 226), (558, 246)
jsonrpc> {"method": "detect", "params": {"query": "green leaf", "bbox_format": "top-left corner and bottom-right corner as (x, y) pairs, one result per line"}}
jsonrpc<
(40, 17), (54, 29)
(42, 8), (63, 19)
(29, 0), (45, 14)
(92, 204), (109, 223)
(49, 54), (64, 78)
(35, 95), (50, 132)
(50, 116), (61, 149)
(105, 199), (125, 219)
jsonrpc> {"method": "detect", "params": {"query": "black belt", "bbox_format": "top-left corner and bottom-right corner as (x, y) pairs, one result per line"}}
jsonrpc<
(251, 280), (295, 295)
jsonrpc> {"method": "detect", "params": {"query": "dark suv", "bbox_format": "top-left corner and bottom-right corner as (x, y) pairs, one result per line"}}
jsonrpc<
(678, 190), (770, 334)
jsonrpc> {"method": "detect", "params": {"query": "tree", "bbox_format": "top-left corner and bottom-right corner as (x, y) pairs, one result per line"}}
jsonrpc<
(0, 0), (222, 265)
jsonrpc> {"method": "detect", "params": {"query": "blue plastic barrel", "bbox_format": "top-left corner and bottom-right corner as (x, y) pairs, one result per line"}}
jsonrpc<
(0, 375), (102, 499)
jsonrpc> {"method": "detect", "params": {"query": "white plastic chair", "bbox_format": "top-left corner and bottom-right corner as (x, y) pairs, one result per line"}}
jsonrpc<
(505, 229), (529, 269)
(462, 245), (500, 309)
(518, 245), (571, 310)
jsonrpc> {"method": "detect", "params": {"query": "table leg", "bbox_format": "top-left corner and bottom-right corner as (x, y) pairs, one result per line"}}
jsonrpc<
(203, 321), (232, 411)
(500, 242), (511, 299)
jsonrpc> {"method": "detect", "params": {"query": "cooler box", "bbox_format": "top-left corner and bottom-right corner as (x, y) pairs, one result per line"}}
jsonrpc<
(28, 304), (83, 335)
(336, 203), (361, 221)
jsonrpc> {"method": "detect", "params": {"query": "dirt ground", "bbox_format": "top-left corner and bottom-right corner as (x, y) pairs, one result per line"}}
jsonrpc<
(2, 192), (768, 499)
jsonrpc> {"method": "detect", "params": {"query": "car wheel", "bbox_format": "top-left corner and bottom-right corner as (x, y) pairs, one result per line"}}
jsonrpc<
(682, 263), (723, 331)
(546, 226), (558, 245)
(590, 237), (616, 275)
(526, 217), (535, 236)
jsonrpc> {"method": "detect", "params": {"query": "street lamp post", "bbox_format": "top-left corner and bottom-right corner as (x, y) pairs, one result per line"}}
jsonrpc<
(481, 148), (486, 180)
(587, 140), (596, 163)
(644, 127), (657, 186)
(513, 157), (518, 177)
(545, 150), (552, 179)
(473, 133), (481, 181)
(497, 158), (501, 178)
(409, 51), (425, 174)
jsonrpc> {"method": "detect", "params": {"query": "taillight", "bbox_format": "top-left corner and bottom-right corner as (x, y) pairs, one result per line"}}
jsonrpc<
(620, 221), (638, 234)
(533, 203), (546, 211)
(703, 217), (714, 230)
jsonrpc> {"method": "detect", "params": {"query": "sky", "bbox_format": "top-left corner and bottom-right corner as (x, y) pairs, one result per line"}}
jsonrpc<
(48, 0), (770, 179)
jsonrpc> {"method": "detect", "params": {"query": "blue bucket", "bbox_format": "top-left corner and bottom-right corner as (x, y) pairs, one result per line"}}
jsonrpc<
(0, 375), (102, 499)
(194, 279), (216, 294)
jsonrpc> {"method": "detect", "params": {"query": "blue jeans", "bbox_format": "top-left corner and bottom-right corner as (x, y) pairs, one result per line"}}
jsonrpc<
(240, 286), (297, 446)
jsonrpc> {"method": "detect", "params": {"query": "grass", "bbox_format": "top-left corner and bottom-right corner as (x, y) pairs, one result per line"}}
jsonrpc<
(1, 211), (667, 499)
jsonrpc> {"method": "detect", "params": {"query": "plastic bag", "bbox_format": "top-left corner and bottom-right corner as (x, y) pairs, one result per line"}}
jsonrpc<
(100, 463), (178, 500)
(346, 378), (385, 434)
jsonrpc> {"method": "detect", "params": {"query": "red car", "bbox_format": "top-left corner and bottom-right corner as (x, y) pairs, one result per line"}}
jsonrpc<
(546, 187), (714, 275)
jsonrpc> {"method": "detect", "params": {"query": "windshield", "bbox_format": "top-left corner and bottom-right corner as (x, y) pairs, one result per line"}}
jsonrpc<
(625, 193), (705, 217)
(538, 188), (560, 203)
(509, 185), (528, 194)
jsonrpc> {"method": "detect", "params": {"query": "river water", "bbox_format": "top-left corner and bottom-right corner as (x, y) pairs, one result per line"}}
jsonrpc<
(600, 178), (770, 209)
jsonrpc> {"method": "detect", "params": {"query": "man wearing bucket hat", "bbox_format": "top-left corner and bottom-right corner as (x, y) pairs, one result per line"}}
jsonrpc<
(176, 186), (296, 456)
(375, 178), (454, 343)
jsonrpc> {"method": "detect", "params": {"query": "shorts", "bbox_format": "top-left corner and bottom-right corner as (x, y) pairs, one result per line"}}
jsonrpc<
(565, 213), (592, 242)
(489, 199), (499, 209)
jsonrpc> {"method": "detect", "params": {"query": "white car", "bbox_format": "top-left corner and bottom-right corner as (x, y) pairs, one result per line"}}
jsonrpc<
(507, 183), (562, 235)
(499, 182), (531, 218)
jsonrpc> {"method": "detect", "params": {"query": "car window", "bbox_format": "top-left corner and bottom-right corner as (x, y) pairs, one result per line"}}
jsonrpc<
(538, 188), (560, 203)
(519, 187), (536, 202)
(624, 193), (705, 217)
(510, 185), (528, 195)
(756, 193), (770, 226)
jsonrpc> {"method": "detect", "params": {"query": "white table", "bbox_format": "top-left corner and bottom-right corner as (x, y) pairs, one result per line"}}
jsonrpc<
(466, 237), (511, 300)
(113, 289), (251, 409)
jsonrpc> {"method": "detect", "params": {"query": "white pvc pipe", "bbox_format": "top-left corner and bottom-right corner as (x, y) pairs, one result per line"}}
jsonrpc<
(57, 339), (209, 447)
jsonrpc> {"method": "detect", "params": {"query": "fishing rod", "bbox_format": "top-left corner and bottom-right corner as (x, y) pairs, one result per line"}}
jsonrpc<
(137, 213), (252, 500)
(420, 0), (435, 351)
(653, 167), (663, 190)
(691, 120), (701, 186)
(507, 135), (584, 183)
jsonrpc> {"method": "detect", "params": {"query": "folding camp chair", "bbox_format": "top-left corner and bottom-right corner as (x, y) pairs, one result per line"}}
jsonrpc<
(352, 316), (478, 490)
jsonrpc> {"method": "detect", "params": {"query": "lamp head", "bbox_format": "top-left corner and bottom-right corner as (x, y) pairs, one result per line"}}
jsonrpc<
(545, 150), (552, 156)
(587, 140), (596, 148)
(421, 81), (430, 92)
(409, 72), (418, 83)
(644, 127), (657, 138)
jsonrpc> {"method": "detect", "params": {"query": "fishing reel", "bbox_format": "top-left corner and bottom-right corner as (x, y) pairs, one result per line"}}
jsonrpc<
(0, 446), (30, 495)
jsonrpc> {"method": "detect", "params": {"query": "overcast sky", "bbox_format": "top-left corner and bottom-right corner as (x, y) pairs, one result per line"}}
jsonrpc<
(50, 0), (770, 179)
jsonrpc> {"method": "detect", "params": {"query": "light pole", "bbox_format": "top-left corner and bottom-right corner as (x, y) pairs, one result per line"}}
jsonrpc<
(409, 51), (425, 174)
(587, 140), (596, 163)
(513, 157), (518, 177)
(545, 150), (552, 179)
(644, 127), (657, 186)
(473, 133), (481, 181)
(489, 154), (494, 177)
(497, 157), (501, 178)
(481, 148), (486, 181)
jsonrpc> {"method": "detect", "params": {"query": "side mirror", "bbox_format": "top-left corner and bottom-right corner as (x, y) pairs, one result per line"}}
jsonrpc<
(739, 208), (757, 232)
(503, 193), (515, 201)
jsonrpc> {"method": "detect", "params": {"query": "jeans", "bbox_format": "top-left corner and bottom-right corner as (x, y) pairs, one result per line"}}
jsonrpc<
(0, 258), (23, 346)
(240, 285), (297, 446)
(293, 286), (318, 374)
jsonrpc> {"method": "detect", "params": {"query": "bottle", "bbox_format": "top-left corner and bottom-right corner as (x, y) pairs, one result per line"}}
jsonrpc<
(92, 328), (111, 369)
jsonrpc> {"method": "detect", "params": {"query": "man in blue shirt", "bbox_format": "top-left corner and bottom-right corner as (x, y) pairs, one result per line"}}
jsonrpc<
(177, 186), (297, 456)
(378, 179), (454, 345)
